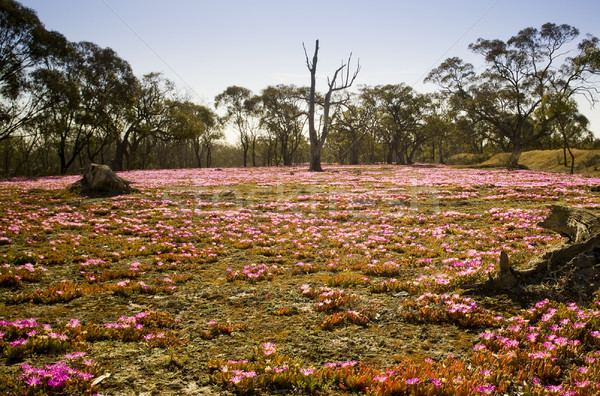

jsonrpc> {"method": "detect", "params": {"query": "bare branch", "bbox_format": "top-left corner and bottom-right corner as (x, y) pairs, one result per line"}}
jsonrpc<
(327, 54), (360, 93)
(303, 40), (319, 72)
(302, 42), (311, 70)
(327, 63), (346, 91)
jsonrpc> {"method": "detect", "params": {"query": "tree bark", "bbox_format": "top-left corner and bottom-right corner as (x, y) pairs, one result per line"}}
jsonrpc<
(309, 144), (323, 172)
(474, 205), (600, 291)
(69, 163), (135, 195)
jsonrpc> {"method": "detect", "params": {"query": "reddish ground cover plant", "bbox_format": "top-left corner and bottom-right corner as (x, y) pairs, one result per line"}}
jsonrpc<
(2, 165), (600, 394)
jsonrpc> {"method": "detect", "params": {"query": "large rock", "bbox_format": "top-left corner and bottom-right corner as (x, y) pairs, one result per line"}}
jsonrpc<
(70, 163), (134, 195)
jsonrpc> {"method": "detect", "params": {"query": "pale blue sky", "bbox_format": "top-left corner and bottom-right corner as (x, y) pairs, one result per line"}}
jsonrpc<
(17, 0), (600, 138)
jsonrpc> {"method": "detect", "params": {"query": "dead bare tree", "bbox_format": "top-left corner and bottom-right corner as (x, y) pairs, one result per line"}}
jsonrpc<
(304, 39), (360, 171)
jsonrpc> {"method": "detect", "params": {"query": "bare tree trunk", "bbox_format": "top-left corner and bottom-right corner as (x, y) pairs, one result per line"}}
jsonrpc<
(306, 40), (320, 171)
(304, 39), (359, 172)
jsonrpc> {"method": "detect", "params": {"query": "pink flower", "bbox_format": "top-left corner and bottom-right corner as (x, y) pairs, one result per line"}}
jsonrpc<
(261, 342), (277, 355)
(472, 384), (496, 394)
(526, 332), (538, 342)
(406, 377), (420, 385)
(545, 384), (562, 392)
(47, 378), (64, 387)
(78, 372), (94, 380)
(229, 375), (243, 384)
(10, 338), (27, 346)
(25, 376), (42, 386)
(66, 318), (80, 328)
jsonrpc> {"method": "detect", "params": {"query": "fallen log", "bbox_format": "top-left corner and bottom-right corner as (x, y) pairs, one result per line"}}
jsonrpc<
(471, 205), (600, 297)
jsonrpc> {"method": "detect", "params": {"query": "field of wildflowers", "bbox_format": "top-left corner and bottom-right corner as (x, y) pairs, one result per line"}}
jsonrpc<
(2, 164), (600, 395)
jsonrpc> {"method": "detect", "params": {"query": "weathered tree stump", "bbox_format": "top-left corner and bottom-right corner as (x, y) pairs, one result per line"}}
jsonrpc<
(471, 205), (600, 299)
(69, 163), (134, 195)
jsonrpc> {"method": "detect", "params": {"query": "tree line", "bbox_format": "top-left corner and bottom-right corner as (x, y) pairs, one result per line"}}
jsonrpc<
(1, 0), (600, 176)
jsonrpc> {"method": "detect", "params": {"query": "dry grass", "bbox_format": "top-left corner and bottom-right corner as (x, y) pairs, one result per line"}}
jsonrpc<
(477, 149), (600, 176)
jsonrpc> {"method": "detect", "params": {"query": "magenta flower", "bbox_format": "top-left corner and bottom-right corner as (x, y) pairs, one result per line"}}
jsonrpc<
(261, 342), (277, 355)
(229, 375), (243, 384)
(47, 378), (65, 387)
(66, 318), (81, 328)
(472, 384), (496, 394)
(25, 376), (42, 386)
(406, 377), (420, 385)
(10, 338), (27, 346)
(529, 351), (551, 359)
(78, 372), (95, 380)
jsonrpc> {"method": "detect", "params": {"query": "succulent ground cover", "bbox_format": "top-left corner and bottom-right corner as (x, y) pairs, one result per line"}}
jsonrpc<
(2, 165), (600, 395)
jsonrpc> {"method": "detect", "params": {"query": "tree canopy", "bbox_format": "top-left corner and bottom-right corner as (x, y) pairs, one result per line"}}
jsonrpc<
(1, 3), (599, 176)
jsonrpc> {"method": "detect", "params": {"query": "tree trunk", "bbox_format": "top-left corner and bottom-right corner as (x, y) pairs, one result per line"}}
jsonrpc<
(309, 143), (323, 172)
(112, 139), (126, 171)
(206, 145), (212, 168)
(251, 137), (257, 167)
(306, 40), (320, 172)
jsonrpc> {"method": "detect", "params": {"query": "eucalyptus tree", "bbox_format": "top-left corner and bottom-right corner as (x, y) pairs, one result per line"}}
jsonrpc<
(30, 40), (83, 174)
(328, 90), (380, 165)
(215, 86), (262, 167)
(195, 105), (222, 168)
(0, 0), (67, 141)
(360, 84), (430, 165)
(166, 100), (222, 168)
(78, 42), (137, 165)
(32, 40), (136, 174)
(112, 72), (175, 171)
(260, 84), (307, 166)
(426, 23), (600, 159)
(303, 39), (360, 171)
(537, 93), (591, 173)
